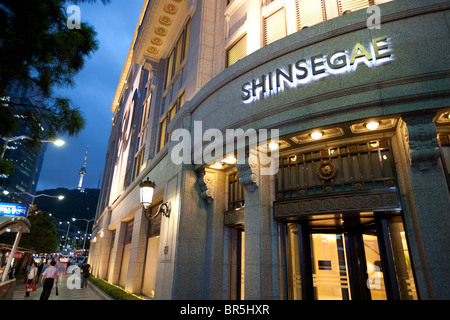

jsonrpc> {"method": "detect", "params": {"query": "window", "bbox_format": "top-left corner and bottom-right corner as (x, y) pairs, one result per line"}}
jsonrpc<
(295, 0), (326, 30)
(227, 34), (247, 67)
(133, 147), (145, 180)
(228, 171), (245, 210)
(337, 0), (374, 15)
(158, 117), (167, 151)
(165, 18), (191, 89)
(158, 92), (185, 151)
(140, 93), (151, 133)
(263, 7), (287, 46)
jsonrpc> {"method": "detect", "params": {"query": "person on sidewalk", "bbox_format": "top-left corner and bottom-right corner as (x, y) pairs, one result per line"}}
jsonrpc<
(25, 262), (38, 297)
(39, 260), (59, 300)
(80, 261), (91, 288)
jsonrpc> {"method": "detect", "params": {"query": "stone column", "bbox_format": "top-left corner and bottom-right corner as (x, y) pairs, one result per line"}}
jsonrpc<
(125, 208), (149, 294)
(107, 221), (127, 285)
(401, 113), (450, 299)
(237, 153), (278, 299)
(97, 229), (112, 280)
(96, 207), (112, 280)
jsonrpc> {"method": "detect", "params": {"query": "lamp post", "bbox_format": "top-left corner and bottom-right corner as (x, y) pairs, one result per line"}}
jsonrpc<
(1, 135), (65, 159)
(73, 218), (94, 251)
(16, 191), (64, 205)
(1, 192), (64, 282)
(63, 218), (76, 249)
(139, 177), (171, 220)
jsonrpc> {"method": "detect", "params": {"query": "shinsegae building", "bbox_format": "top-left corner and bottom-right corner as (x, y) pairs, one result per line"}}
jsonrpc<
(89, 0), (450, 300)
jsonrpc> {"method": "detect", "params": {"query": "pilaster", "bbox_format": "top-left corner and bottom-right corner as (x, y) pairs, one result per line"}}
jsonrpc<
(400, 113), (450, 299)
(107, 221), (127, 285)
(125, 208), (149, 294)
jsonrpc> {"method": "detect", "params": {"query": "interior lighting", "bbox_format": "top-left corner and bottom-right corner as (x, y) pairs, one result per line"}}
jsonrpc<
(211, 162), (223, 169)
(365, 121), (380, 130)
(310, 131), (323, 140)
(268, 142), (279, 151)
(223, 156), (237, 164)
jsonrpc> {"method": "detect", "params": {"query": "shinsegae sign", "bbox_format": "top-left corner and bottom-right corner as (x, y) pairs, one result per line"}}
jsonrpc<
(0, 201), (29, 218)
(241, 36), (393, 103)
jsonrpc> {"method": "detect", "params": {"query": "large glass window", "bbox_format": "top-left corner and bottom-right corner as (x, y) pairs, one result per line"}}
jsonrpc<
(263, 7), (287, 46)
(165, 18), (191, 89)
(285, 212), (418, 300)
(295, 0), (326, 30)
(337, 0), (374, 15)
(227, 34), (247, 67)
(158, 91), (185, 151)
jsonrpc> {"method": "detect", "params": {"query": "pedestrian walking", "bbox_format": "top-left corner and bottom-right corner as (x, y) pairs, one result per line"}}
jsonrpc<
(25, 262), (38, 297)
(39, 260), (59, 300)
(80, 261), (91, 288)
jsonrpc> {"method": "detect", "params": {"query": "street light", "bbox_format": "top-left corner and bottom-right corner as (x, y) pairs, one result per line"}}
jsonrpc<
(73, 218), (94, 251)
(14, 191), (65, 205)
(139, 178), (171, 220)
(63, 218), (76, 249)
(0, 135), (65, 159)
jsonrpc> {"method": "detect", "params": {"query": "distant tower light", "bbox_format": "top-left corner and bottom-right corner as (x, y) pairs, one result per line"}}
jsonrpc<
(78, 145), (89, 192)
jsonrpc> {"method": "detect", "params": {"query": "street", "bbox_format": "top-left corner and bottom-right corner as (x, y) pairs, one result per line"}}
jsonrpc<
(13, 262), (111, 300)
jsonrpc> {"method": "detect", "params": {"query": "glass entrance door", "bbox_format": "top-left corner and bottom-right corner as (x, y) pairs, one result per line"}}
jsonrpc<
(310, 231), (387, 300)
(286, 212), (418, 300)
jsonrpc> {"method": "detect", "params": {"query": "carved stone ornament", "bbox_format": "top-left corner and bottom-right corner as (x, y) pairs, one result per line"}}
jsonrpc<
(274, 191), (400, 219)
(402, 114), (440, 171)
(317, 160), (337, 181)
(197, 169), (214, 204)
(236, 155), (258, 192)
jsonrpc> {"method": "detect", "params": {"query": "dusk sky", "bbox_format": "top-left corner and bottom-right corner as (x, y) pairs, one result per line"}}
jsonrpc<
(37, 1), (143, 191)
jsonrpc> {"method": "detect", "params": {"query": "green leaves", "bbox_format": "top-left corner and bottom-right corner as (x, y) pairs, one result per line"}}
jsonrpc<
(0, 0), (106, 143)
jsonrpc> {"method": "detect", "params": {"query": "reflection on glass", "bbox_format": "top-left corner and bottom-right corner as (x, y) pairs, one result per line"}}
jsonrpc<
(363, 234), (387, 300)
(387, 217), (418, 300)
(287, 224), (302, 299)
(240, 230), (245, 300)
(311, 233), (350, 300)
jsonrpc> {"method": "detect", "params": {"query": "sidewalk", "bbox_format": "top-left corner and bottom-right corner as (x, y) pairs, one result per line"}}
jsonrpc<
(13, 272), (113, 300)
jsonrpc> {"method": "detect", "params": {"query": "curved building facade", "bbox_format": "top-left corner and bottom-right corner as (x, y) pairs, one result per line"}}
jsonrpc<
(90, 0), (450, 300)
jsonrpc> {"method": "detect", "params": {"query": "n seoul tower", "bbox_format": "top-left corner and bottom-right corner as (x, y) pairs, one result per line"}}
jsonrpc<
(78, 145), (89, 192)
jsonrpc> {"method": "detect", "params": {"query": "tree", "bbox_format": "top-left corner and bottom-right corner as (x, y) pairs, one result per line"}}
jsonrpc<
(0, 207), (58, 253)
(0, 0), (110, 144)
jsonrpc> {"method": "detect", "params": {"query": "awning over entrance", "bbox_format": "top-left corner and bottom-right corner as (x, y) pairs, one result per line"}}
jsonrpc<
(0, 216), (31, 235)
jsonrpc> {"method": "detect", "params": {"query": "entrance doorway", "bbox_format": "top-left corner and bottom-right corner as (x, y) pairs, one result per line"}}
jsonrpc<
(286, 212), (417, 300)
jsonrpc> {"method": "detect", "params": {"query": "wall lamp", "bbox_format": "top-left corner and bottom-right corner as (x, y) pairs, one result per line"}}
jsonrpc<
(139, 177), (171, 220)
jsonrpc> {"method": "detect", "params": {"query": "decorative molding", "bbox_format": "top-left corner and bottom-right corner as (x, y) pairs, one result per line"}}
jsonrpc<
(274, 190), (400, 219)
(224, 208), (245, 226)
(236, 155), (258, 192)
(402, 114), (440, 171)
(317, 160), (337, 181)
(197, 168), (214, 204)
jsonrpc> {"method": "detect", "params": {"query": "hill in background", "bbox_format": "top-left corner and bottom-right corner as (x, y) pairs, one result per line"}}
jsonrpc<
(34, 188), (99, 230)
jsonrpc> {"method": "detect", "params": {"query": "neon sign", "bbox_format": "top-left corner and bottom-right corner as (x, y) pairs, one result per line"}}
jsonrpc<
(241, 36), (393, 104)
(0, 201), (29, 218)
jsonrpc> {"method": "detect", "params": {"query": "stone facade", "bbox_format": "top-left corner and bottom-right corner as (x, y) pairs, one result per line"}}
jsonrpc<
(90, 0), (450, 300)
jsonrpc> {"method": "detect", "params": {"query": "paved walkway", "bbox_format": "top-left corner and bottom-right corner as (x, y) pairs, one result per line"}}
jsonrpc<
(13, 271), (112, 300)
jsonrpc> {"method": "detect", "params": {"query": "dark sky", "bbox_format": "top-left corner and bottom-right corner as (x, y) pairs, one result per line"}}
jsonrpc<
(37, 1), (143, 191)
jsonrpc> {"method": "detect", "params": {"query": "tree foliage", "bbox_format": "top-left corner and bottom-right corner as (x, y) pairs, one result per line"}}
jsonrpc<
(0, 0), (110, 141)
(0, 207), (58, 253)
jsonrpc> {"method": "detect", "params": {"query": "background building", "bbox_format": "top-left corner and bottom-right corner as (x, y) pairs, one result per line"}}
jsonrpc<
(0, 83), (47, 204)
(90, 0), (450, 300)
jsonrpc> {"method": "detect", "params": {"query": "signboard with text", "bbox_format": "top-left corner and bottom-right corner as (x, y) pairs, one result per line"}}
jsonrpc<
(0, 201), (29, 218)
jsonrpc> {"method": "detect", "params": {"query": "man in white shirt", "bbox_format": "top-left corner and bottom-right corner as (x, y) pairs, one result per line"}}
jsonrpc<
(40, 260), (59, 300)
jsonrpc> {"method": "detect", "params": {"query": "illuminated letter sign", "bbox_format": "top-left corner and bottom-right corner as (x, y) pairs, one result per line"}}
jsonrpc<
(242, 36), (393, 104)
(0, 202), (30, 218)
